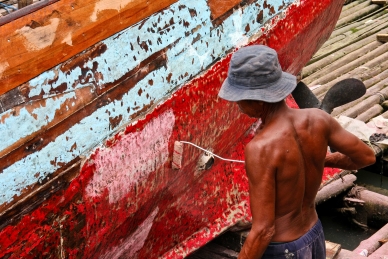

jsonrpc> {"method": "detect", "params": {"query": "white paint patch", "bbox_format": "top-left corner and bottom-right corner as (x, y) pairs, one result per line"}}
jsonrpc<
(62, 32), (73, 46)
(100, 207), (159, 259)
(188, 46), (210, 67)
(91, 0), (134, 22)
(16, 18), (60, 51)
(0, 61), (9, 77)
(86, 109), (175, 203)
(228, 9), (248, 47)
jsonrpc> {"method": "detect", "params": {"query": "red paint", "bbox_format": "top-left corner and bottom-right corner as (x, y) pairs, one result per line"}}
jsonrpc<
(0, 0), (343, 257)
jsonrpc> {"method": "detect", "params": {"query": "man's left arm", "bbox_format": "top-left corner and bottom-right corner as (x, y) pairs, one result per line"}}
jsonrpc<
(238, 143), (276, 259)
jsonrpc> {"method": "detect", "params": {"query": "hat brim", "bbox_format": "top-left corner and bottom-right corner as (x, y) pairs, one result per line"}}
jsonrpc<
(218, 71), (297, 103)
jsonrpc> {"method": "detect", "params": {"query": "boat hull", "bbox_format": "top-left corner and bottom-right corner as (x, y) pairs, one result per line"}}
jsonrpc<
(0, 0), (343, 258)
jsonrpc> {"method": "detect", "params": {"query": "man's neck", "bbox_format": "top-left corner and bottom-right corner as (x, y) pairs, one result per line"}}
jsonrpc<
(260, 101), (288, 127)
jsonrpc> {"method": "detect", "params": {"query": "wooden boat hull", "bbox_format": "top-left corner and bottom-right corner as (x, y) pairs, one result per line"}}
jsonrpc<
(0, 0), (343, 258)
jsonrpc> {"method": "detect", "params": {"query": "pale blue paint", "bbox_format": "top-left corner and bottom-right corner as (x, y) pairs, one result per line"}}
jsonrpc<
(1, 91), (76, 150)
(0, 0), (294, 205)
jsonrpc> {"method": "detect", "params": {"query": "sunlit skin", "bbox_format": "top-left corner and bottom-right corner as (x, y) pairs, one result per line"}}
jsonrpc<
(236, 99), (376, 259)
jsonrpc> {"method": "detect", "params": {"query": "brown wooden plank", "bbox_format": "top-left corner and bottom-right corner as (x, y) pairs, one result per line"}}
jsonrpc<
(377, 34), (388, 43)
(0, 47), (169, 172)
(325, 241), (341, 259)
(212, 0), (263, 26)
(0, 0), (177, 95)
(0, 86), (97, 158)
(371, 0), (388, 5)
(18, 0), (33, 9)
(207, 0), (241, 20)
(0, 0), (59, 27)
(0, 41), (107, 114)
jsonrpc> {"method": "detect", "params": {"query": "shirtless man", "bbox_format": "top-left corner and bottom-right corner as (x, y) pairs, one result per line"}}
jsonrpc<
(218, 45), (376, 259)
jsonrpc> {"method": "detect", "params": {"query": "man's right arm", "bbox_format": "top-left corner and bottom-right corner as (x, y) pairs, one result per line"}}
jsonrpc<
(324, 115), (375, 170)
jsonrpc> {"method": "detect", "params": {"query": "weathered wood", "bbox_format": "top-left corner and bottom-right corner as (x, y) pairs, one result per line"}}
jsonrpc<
(311, 10), (388, 64)
(305, 40), (384, 85)
(358, 189), (388, 225)
(337, 248), (372, 259)
(328, 9), (386, 41)
(315, 174), (357, 205)
(0, 0), (59, 27)
(371, 0), (388, 5)
(0, 41), (105, 114)
(207, 0), (241, 20)
(0, 159), (80, 230)
(18, 0), (33, 9)
(326, 241), (341, 259)
(315, 55), (388, 101)
(340, 87), (388, 118)
(344, 197), (366, 204)
(354, 222), (388, 256)
(0, 0), (177, 95)
(307, 41), (388, 90)
(303, 36), (381, 78)
(369, 239), (388, 257)
(331, 77), (388, 117)
(0, 48), (168, 172)
(339, 0), (375, 19)
(0, 86), (96, 158)
(376, 33), (388, 42)
(355, 103), (384, 122)
(336, 3), (381, 28)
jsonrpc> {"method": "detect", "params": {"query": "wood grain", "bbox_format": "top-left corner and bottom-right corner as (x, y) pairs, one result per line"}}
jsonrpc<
(0, 0), (177, 95)
(0, 47), (168, 172)
(207, 0), (241, 20)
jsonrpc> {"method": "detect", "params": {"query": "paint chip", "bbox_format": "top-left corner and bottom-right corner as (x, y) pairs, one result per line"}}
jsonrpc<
(86, 109), (175, 203)
(62, 32), (73, 46)
(91, 0), (134, 22)
(16, 18), (60, 51)
(0, 61), (9, 77)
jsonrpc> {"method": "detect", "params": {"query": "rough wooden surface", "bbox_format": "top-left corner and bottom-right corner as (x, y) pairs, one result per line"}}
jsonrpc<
(326, 241), (342, 259)
(315, 174), (357, 205)
(207, 0), (241, 19)
(353, 223), (388, 256)
(377, 33), (388, 42)
(18, 0), (33, 8)
(371, 0), (388, 4)
(0, 0), (177, 95)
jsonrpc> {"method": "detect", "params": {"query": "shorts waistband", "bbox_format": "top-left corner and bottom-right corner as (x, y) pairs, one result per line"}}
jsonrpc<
(264, 219), (324, 256)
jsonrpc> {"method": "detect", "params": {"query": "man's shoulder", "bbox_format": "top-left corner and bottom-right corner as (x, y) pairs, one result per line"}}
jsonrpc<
(294, 108), (333, 127)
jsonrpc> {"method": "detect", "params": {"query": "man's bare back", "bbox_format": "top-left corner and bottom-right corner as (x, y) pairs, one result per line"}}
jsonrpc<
(218, 45), (375, 258)
(247, 106), (333, 242)
(239, 101), (375, 258)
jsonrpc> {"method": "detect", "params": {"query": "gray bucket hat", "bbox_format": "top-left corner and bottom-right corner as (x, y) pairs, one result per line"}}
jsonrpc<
(218, 45), (296, 102)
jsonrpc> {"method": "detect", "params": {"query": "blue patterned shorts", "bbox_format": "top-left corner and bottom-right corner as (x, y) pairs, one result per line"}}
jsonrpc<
(262, 219), (326, 259)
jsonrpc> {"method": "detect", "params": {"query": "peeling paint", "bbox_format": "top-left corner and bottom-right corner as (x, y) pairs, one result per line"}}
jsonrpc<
(91, 0), (135, 22)
(0, 0), (286, 205)
(100, 207), (159, 259)
(86, 110), (174, 203)
(0, 61), (9, 77)
(16, 18), (60, 51)
(62, 33), (73, 46)
(0, 92), (76, 153)
(0, 0), (344, 257)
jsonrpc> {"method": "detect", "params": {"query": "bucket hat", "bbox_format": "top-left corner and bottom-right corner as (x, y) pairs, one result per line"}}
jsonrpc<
(218, 45), (296, 102)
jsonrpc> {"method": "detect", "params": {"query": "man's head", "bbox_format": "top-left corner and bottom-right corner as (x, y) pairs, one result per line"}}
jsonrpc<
(218, 45), (296, 103)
